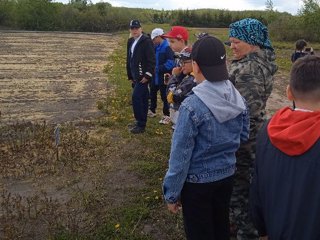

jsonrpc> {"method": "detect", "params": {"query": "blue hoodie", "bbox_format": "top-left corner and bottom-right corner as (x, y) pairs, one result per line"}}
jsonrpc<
(153, 39), (175, 86)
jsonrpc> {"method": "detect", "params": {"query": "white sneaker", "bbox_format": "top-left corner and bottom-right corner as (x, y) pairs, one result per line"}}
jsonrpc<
(159, 116), (171, 125)
(148, 110), (156, 118)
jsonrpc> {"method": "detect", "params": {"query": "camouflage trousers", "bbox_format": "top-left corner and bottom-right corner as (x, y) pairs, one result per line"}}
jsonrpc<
(230, 143), (259, 240)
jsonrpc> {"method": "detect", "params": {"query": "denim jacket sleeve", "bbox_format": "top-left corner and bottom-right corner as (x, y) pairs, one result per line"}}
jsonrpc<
(240, 102), (250, 143)
(163, 104), (198, 203)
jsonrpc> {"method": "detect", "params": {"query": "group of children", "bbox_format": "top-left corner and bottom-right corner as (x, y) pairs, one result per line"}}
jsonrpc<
(148, 26), (196, 129)
(126, 19), (320, 240)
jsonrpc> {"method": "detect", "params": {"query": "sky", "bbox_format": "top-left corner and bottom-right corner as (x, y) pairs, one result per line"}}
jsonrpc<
(55, 0), (303, 15)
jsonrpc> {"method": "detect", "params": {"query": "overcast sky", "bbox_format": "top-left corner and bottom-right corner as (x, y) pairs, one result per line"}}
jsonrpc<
(54, 0), (303, 15)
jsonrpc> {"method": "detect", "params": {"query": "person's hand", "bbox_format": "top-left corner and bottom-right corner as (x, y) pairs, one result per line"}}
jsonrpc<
(164, 73), (171, 85)
(129, 79), (135, 84)
(259, 236), (268, 240)
(140, 77), (149, 84)
(167, 202), (181, 214)
(172, 67), (182, 76)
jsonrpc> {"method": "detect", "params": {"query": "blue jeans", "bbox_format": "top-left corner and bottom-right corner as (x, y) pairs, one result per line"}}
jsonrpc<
(132, 82), (149, 128)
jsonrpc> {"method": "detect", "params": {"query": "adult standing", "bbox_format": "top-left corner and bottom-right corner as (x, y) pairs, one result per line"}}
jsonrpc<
(227, 18), (278, 239)
(126, 20), (156, 134)
(149, 28), (175, 124)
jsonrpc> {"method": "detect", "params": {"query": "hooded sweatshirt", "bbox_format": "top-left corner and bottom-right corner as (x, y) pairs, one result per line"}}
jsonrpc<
(268, 107), (320, 156)
(193, 80), (246, 123)
(250, 107), (320, 239)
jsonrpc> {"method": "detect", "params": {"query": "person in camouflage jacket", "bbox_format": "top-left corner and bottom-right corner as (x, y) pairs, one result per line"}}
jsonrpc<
(227, 18), (278, 240)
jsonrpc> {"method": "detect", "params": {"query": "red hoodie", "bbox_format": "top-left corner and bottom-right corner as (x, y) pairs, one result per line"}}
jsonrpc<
(268, 107), (320, 156)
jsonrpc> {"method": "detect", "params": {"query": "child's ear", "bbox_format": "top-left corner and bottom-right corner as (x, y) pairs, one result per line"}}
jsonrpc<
(192, 60), (199, 73)
(286, 85), (294, 101)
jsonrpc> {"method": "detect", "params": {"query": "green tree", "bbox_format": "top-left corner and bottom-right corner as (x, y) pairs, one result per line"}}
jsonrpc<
(265, 0), (274, 11)
(299, 0), (320, 40)
(0, 0), (15, 27)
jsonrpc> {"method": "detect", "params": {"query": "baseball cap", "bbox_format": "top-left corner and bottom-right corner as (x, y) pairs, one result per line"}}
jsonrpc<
(151, 28), (164, 40)
(179, 47), (192, 60)
(191, 35), (228, 82)
(162, 26), (188, 41)
(129, 20), (141, 28)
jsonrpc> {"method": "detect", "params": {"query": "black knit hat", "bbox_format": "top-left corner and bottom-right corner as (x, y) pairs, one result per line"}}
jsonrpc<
(191, 35), (228, 82)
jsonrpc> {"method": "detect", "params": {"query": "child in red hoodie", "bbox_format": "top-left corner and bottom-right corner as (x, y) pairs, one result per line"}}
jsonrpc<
(250, 55), (320, 240)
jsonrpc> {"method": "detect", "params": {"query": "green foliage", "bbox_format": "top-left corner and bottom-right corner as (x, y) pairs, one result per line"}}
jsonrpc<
(12, 0), (59, 30)
(0, 0), (15, 27)
(299, 0), (320, 40)
(1, 1), (319, 46)
(269, 0), (320, 41)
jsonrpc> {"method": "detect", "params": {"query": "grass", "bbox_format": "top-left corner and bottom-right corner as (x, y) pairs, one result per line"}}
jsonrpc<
(92, 33), (184, 239)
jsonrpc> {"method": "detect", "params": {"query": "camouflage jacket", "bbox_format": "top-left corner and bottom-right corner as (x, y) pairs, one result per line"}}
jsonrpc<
(229, 49), (278, 145)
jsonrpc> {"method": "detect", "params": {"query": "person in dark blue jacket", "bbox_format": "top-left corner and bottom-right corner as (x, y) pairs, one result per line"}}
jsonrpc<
(291, 39), (314, 63)
(250, 55), (320, 240)
(126, 20), (156, 134)
(149, 28), (175, 124)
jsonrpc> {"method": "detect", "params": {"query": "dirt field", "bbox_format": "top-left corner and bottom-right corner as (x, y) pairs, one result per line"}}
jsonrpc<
(0, 31), (120, 124)
(0, 31), (290, 124)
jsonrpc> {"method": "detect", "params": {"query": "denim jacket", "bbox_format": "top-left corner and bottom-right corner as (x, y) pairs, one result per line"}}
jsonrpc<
(163, 80), (249, 203)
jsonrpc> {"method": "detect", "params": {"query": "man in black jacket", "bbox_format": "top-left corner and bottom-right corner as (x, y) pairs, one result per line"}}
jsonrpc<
(126, 20), (156, 134)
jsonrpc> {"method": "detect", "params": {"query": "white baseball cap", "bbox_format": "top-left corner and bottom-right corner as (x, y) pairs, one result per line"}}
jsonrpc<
(151, 28), (164, 40)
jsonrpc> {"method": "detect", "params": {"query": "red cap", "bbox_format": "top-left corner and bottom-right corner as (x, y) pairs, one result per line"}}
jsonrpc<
(162, 26), (189, 41)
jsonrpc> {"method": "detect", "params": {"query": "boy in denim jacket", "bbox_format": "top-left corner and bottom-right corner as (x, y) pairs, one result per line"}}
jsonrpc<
(163, 35), (249, 240)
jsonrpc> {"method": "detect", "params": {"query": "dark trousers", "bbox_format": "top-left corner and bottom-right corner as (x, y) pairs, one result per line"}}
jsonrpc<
(181, 176), (234, 240)
(149, 84), (169, 116)
(132, 82), (149, 128)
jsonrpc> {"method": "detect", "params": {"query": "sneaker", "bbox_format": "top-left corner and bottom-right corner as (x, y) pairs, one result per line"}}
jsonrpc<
(159, 116), (171, 125)
(130, 126), (145, 134)
(148, 110), (156, 118)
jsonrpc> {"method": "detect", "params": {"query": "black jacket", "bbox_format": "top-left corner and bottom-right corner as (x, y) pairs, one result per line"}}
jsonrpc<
(250, 107), (320, 239)
(126, 34), (155, 82)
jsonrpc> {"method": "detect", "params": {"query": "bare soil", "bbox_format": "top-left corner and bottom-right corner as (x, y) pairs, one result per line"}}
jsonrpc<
(0, 31), (120, 124)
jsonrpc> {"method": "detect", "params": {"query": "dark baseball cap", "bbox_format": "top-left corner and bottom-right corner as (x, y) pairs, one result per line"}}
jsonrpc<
(129, 20), (141, 28)
(178, 47), (192, 60)
(191, 35), (228, 82)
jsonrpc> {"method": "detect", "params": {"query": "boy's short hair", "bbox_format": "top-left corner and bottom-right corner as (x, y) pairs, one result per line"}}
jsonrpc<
(295, 39), (307, 51)
(290, 55), (320, 101)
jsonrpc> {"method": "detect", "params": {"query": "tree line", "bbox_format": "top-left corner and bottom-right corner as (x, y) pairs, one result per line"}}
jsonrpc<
(0, 0), (319, 41)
